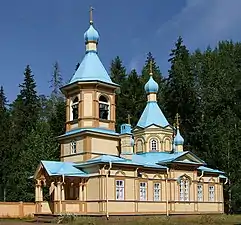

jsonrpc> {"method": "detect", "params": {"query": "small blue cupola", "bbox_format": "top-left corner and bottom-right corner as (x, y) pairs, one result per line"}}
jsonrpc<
(136, 60), (169, 128)
(174, 128), (184, 145)
(84, 24), (99, 44)
(144, 76), (159, 94)
(173, 113), (184, 152)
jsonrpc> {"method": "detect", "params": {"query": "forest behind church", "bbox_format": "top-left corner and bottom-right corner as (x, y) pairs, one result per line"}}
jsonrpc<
(1, 37), (241, 213)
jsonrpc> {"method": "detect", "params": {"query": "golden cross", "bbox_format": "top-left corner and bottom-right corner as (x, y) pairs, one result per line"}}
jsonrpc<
(175, 113), (180, 128)
(149, 59), (153, 76)
(127, 114), (132, 124)
(90, 6), (94, 24)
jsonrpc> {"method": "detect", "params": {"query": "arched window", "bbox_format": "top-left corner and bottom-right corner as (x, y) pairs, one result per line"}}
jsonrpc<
(179, 176), (190, 201)
(164, 139), (171, 151)
(99, 95), (109, 120)
(150, 138), (158, 151)
(70, 96), (79, 121)
(136, 140), (143, 153)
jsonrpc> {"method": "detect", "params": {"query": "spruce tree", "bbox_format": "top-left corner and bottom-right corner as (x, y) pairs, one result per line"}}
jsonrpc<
(0, 86), (9, 201)
(162, 37), (197, 151)
(109, 56), (127, 131)
(49, 61), (63, 97)
(7, 65), (40, 201)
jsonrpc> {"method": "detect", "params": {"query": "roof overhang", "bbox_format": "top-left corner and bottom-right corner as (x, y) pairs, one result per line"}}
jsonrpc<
(57, 128), (120, 141)
(60, 80), (119, 95)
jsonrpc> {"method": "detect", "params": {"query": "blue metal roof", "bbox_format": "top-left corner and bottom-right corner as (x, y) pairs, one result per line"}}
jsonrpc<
(41, 161), (88, 177)
(219, 174), (227, 179)
(132, 152), (185, 164)
(69, 52), (118, 86)
(75, 155), (167, 169)
(136, 101), (169, 128)
(58, 127), (120, 138)
(198, 166), (225, 174)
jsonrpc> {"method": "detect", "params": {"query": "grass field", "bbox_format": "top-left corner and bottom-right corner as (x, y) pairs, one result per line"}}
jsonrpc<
(70, 215), (241, 225)
(1, 215), (241, 225)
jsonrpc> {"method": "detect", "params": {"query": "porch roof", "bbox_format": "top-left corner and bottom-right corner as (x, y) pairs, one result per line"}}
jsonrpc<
(41, 161), (89, 177)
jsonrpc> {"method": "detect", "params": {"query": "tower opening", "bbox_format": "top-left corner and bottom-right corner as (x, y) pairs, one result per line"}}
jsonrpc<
(99, 95), (109, 120)
(71, 96), (79, 121)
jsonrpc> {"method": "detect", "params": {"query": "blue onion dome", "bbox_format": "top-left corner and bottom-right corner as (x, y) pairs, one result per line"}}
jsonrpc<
(174, 129), (184, 145)
(84, 25), (99, 43)
(144, 76), (159, 94)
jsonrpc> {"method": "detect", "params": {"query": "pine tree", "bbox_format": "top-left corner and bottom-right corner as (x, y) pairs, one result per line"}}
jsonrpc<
(162, 37), (197, 151)
(125, 69), (143, 126)
(7, 65), (40, 201)
(0, 86), (9, 201)
(109, 56), (127, 131)
(49, 61), (63, 97)
(110, 56), (127, 85)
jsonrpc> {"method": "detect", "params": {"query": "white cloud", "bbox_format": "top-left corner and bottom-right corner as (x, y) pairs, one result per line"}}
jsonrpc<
(157, 0), (241, 49)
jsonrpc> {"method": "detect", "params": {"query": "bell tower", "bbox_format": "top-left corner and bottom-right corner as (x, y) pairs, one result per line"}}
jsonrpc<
(58, 8), (120, 163)
(61, 7), (119, 132)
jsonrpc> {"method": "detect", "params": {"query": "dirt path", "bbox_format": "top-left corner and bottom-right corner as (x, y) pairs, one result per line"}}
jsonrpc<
(0, 220), (53, 225)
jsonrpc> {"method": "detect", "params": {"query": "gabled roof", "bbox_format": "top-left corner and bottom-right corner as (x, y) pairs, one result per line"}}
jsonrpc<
(34, 161), (88, 178)
(68, 52), (118, 87)
(75, 155), (167, 169)
(58, 127), (120, 139)
(136, 101), (169, 129)
(132, 151), (206, 166)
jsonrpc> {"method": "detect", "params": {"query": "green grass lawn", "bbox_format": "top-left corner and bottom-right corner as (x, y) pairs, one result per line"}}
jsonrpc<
(71, 215), (241, 225)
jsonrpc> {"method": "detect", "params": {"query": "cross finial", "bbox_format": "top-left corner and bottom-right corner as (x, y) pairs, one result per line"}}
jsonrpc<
(127, 114), (132, 124)
(175, 113), (180, 128)
(149, 59), (153, 76)
(89, 7), (94, 25)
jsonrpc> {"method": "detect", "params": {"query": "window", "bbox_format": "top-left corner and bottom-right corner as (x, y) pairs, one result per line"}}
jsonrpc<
(197, 183), (203, 201)
(99, 95), (109, 120)
(70, 141), (77, 154)
(136, 140), (143, 152)
(116, 180), (124, 200)
(150, 138), (158, 151)
(154, 183), (161, 201)
(71, 97), (79, 120)
(179, 178), (190, 201)
(209, 185), (215, 201)
(139, 182), (147, 201)
(164, 139), (171, 151)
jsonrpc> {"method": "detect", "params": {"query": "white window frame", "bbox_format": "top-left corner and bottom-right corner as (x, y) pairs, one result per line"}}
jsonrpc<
(150, 138), (158, 151)
(70, 141), (77, 154)
(116, 180), (125, 200)
(180, 178), (190, 201)
(209, 185), (215, 202)
(197, 183), (203, 202)
(139, 182), (147, 201)
(70, 96), (79, 121)
(153, 183), (161, 201)
(99, 95), (110, 120)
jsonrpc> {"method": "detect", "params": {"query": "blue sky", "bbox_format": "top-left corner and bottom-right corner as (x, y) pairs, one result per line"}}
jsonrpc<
(1, 0), (241, 102)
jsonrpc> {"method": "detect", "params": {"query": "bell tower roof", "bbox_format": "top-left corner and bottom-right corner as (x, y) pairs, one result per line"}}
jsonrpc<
(64, 7), (118, 88)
